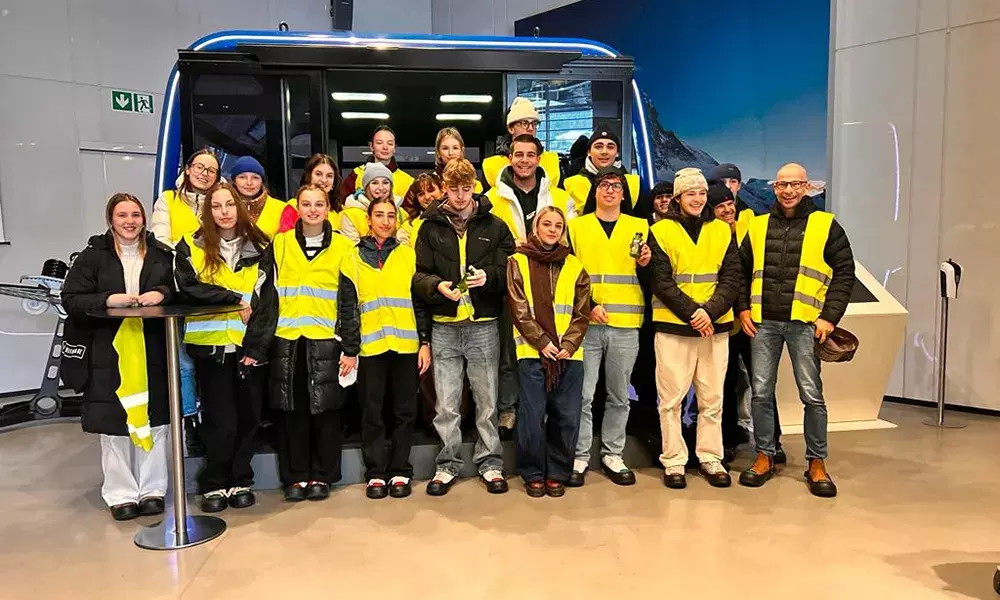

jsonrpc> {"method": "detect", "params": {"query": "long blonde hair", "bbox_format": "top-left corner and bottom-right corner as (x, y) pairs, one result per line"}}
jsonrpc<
(531, 205), (569, 247)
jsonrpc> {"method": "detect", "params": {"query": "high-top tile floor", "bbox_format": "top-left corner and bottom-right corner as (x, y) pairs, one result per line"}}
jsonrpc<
(1, 403), (997, 599)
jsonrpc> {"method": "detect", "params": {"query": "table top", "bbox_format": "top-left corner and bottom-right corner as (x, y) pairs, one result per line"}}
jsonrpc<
(92, 304), (243, 319)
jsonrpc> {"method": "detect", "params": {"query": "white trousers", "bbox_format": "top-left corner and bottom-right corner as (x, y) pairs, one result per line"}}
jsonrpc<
(100, 425), (169, 507)
(654, 333), (728, 469)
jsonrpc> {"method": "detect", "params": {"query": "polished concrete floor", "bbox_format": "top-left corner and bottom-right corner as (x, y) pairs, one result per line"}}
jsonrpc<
(1, 403), (998, 599)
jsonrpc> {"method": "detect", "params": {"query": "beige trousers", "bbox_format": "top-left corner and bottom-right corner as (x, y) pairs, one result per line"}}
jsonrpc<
(654, 332), (728, 469)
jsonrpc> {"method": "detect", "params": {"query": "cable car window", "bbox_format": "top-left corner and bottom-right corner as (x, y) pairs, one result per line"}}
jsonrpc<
(514, 78), (624, 155)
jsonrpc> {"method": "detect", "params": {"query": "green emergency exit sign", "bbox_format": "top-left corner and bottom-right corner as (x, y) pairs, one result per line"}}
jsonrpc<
(111, 90), (154, 114)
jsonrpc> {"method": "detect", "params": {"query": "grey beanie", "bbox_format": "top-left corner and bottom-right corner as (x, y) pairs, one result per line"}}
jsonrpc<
(362, 162), (393, 191)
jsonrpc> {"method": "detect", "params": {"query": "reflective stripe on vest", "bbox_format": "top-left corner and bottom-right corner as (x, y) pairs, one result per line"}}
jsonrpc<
(272, 229), (352, 340)
(511, 253), (584, 361)
(749, 211), (835, 323)
(343, 244), (420, 356)
(568, 214), (648, 328)
(113, 317), (154, 450)
(166, 191), (201, 247)
(182, 235), (259, 347)
(649, 219), (734, 326)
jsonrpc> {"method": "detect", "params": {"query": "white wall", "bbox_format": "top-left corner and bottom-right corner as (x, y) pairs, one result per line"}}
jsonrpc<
(355, 0), (432, 33)
(832, 0), (1000, 409)
(0, 0), (331, 393)
(431, 0), (579, 35)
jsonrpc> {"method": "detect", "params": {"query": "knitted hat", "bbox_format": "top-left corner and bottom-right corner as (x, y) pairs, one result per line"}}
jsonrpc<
(588, 126), (621, 150)
(710, 163), (742, 182)
(707, 180), (735, 208)
(651, 180), (673, 198)
(230, 156), (264, 180)
(506, 97), (539, 126)
(362, 162), (393, 190)
(672, 167), (708, 198)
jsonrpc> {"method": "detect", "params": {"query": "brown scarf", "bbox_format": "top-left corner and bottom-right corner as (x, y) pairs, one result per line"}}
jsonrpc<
(518, 234), (572, 391)
(440, 198), (476, 237)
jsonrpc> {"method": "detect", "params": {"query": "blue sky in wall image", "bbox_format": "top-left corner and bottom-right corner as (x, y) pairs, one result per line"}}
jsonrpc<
(516, 0), (831, 212)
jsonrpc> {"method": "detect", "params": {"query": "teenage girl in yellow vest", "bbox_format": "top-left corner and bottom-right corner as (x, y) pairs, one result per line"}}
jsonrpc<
(230, 155), (286, 240)
(506, 206), (591, 498)
(341, 125), (414, 203)
(268, 185), (355, 502)
(339, 196), (432, 499)
(174, 182), (276, 514)
(400, 172), (444, 249)
(340, 162), (394, 244)
(61, 194), (174, 521)
(278, 153), (343, 234)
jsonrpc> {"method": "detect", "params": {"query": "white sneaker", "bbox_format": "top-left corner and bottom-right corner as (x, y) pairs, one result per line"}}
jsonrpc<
(432, 471), (455, 484)
(572, 459), (589, 474)
(700, 461), (728, 475)
(664, 465), (685, 476)
(602, 455), (630, 474)
(389, 476), (410, 486)
(482, 469), (504, 482)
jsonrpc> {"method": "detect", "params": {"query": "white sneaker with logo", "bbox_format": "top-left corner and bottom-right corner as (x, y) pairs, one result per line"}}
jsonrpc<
(572, 459), (589, 474)
(602, 455), (630, 474)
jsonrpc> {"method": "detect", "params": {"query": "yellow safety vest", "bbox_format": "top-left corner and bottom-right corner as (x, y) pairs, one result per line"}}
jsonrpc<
(272, 229), (353, 340)
(433, 233), (495, 324)
(352, 165), (415, 200)
(649, 219), (734, 326)
(734, 207), (754, 247)
(342, 206), (370, 239)
(165, 190), (202, 246)
(182, 235), (260, 347)
(749, 211), (835, 324)
(568, 214), (648, 328)
(563, 172), (640, 215)
(401, 216), (424, 248)
(285, 197), (341, 230)
(343, 245), (420, 357)
(113, 318), (154, 450)
(511, 253), (585, 361)
(254, 196), (286, 240)
(488, 185), (573, 242)
(483, 151), (561, 191)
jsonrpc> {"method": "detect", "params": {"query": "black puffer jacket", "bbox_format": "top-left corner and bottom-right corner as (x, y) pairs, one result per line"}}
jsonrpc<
(413, 195), (515, 321)
(647, 202), (741, 336)
(736, 197), (855, 324)
(61, 231), (173, 436)
(268, 221), (347, 414)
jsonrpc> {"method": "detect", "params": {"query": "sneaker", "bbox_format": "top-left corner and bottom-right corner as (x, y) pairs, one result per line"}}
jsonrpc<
(201, 489), (229, 513)
(228, 486), (256, 508)
(389, 476), (412, 498)
(366, 478), (388, 500)
(283, 481), (308, 502)
(482, 469), (508, 494)
(426, 471), (457, 496)
(601, 455), (636, 486)
(567, 459), (589, 487)
(700, 460), (732, 488)
(498, 411), (516, 430)
(662, 464), (686, 489)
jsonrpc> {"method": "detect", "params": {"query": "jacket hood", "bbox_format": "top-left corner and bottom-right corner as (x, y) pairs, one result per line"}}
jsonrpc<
(769, 195), (819, 220)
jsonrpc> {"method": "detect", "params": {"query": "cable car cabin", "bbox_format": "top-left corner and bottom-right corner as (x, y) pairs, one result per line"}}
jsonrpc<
(154, 30), (653, 202)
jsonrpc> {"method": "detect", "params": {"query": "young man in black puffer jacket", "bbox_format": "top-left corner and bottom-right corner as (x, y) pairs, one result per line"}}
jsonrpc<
(735, 163), (854, 498)
(413, 158), (515, 496)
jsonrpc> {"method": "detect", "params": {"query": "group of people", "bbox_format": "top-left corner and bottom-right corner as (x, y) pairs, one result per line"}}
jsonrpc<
(60, 95), (855, 522)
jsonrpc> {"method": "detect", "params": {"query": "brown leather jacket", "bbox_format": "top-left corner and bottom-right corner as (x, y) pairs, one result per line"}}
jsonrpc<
(506, 256), (591, 356)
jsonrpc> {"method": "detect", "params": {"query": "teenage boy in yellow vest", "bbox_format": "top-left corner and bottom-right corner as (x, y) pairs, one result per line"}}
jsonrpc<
(483, 97), (562, 192)
(563, 126), (641, 216)
(566, 166), (650, 487)
(736, 163), (855, 498)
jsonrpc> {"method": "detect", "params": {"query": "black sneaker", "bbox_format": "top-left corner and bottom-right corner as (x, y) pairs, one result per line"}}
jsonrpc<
(366, 479), (389, 499)
(200, 489), (229, 513)
(283, 482), (308, 502)
(110, 502), (140, 521)
(388, 476), (412, 498)
(228, 487), (255, 509)
(306, 481), (330, 501)
(137, 496), (164, 516)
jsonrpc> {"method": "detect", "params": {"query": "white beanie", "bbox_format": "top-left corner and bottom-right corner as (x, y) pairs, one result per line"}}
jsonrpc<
(506, 97), (539, 126)
(362, 162), (393, 190)
(672, 167), (708, 198)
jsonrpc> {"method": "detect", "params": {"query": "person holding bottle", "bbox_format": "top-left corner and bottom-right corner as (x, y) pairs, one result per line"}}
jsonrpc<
(174, 181), (276, 513)
(61, 193), (174, 521)
(268, 184), (356, 502)
(507, 206), (590, 498)
(339, 195), (432, 499)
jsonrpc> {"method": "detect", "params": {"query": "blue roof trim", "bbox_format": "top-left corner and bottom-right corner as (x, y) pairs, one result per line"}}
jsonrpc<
(154, 30), (654, 201)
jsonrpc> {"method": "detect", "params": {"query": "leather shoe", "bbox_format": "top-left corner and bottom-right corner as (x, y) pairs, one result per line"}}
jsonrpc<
(701, 469), (732, 488)
(805, 459), (838, 498)
(137, 496), (164, 516)
(774, 446), (787, 464)
(283, 483), (308, 502)
(566, 470), (586, 487)
(110, 502), (140, 521)
(228, 488), (255, 509)
(306, 482), (330, 501)
(544, 480), (565, 497)
(739, 452), (775, 488)
(601, 464), (636, 486)
(662, 473), (687, 489)
(426, 477), (457, 497)
(525, 481), (545, 498)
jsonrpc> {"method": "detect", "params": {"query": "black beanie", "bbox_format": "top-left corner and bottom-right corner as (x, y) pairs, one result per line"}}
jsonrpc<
(588, 125), (621, 150)
(710, 163), (742, 182)
(707, 180), (735, 208)
(651, 180), (673, 198)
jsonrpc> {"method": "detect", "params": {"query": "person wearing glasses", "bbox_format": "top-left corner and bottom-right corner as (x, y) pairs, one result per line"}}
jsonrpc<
(482, 97), (562, 193)
(566, 166), (650, 487)
(562, 126), (641, 216)
(735, 163), (855, 498)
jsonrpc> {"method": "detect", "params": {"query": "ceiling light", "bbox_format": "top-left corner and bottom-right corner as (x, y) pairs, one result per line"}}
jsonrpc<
(332, 92), (387, 102)
(440, 94), (493, 104)
(342, 112), (390, 120)
(436, 113), (482, 122)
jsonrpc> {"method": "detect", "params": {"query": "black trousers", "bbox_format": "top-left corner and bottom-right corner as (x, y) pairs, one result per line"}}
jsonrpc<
(516, 360), (584, 483)
(722, 331), (781, 449)
(358, 351), (418, 481)
(276, 342), (343, 486)
(195, 353), (264, 493)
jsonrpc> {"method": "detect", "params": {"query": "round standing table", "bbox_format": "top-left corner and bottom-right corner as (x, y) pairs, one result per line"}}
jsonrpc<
(93, 304), (243, 550)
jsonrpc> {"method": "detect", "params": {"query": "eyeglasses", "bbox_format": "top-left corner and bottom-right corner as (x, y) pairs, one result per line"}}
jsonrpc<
(190, 163), (219, 177)
(597, 181), (624, 192)
(773, 180), (807, 191)
(512, 119), (539, 129)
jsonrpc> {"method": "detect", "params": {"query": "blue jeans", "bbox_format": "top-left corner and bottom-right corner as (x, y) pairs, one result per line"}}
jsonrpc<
(516, 359), (584, 483)
(179, 345), (198, 417)
(750, 320), (827, 459)
(430, 321), (503, 476)
(576, 325), (640, 463)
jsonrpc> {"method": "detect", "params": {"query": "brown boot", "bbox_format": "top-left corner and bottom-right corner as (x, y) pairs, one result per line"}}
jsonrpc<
(738, 451), (775, 487)
(805, 459), (837, 498)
